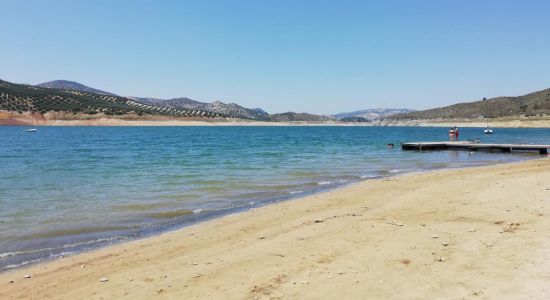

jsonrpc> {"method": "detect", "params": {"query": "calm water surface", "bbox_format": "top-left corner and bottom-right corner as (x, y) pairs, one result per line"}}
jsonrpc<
(1, 126), (548, 270)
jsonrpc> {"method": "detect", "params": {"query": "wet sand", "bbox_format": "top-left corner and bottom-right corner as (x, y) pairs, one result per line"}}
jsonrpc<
(1, 159), (550, 299)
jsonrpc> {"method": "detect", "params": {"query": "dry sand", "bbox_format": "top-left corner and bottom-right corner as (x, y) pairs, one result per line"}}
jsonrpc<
(2, 159), (550, 299)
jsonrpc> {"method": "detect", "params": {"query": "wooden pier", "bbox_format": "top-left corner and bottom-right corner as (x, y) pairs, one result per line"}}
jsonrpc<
(401, 141), (550, 155)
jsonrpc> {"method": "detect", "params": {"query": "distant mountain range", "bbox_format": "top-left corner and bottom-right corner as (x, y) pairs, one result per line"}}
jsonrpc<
(0, 79), (222, 118)
(5, 78), (544, 123)
(388, 88), (550, 120)
(30, 80), (416, 122)
(28, 80), (339, 121)
(130, 97), (269, 121)
(0, 79), (330, 121)
(36, 80), (269, 120)
(332, 108), (416, 121)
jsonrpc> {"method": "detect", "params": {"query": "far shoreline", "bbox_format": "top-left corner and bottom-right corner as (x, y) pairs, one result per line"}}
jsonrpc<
(3, 110), (550, 127)
(3, 119), (550, 128)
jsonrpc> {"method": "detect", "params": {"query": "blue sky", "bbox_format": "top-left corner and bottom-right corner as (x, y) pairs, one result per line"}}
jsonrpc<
(1, 0), (549, 114)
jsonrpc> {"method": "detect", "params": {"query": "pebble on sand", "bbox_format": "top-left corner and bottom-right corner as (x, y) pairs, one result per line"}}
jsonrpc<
(24, 274), (31, 279)
(431, 234), (439, 239)
(99, 278), (109, 282)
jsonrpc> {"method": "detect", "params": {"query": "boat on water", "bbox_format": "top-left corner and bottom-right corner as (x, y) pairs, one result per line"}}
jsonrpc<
(25, 115), (38, 132)
(484, 125), (493, 134)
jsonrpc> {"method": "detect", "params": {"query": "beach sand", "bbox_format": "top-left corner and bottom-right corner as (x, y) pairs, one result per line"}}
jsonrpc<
(2, 159), (550, 299)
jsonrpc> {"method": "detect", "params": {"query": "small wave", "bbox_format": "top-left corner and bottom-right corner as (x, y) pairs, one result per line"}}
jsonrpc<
(4, 258), (43, 270)
(360, 174), (378, 179)
(317, 181), (333, 185)
(317, 177), (352, 186)
(0, 236), (127, 259)
(4, 250), (79, 270)
(289, 190), (303, 194)
(192, 209), (203, 214)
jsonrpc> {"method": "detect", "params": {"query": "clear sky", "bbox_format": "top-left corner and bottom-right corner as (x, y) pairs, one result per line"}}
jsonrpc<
(1, 0), (549, 114)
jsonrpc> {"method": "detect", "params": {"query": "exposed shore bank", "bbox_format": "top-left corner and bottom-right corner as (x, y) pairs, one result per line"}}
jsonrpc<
(3, 110), (550, 127)
(377, 117), (550, 128)
(1, 159), (550, 299)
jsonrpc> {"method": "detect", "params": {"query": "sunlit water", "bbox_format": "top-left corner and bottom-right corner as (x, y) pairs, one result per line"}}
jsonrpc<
(1, 126), (549, 270)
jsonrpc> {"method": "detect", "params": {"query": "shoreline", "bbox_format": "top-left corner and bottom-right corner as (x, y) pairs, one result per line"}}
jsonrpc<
(0, 157), (534, 273)
(3, 110), (550, 127)
(2, 158), (550, 299)
(0, 165), (424, 272)
(3, 119), (550, 128)
(0, 180), (356, 272)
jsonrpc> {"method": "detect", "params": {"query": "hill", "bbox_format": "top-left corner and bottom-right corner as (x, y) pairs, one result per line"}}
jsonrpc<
(0, 79), (273, 121)
(333, 108), (416, 120)
(339, 116), (369, 122)
(388, 88), (550, 120)
(37, 80), (116, 96)
(0, 79), (222, 118)
(268, 112), (334, 122)
(35, 79), (269, 120)
(132, 97), (269, 121)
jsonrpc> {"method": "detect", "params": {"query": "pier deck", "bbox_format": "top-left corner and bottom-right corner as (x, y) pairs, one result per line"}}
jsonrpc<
(401, 141), (550, 155)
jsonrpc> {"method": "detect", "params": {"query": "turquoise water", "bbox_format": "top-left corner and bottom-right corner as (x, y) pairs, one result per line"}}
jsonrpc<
(0, 126), (548, 270)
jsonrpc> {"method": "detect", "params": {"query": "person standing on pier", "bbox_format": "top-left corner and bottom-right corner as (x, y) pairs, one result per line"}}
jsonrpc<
(454, 126), (459, 141)
(449, 128), (455, 141)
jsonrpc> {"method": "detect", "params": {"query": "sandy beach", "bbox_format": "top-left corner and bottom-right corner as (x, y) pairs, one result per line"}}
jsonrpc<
(1, 159), (550, 299)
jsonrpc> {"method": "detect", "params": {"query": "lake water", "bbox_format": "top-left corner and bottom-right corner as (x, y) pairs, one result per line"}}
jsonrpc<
(1, 126), (548, 270)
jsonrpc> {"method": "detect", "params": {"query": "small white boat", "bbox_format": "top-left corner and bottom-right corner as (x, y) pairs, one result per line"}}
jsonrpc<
(25, 128), (38, 132)
(483, 125), (493, 134)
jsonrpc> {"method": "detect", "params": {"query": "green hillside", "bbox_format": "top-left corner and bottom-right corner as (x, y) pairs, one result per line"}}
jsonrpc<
(268, 112), (334, 122)
(0, 79), (223, 118)
(389, 88), (550, 120)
